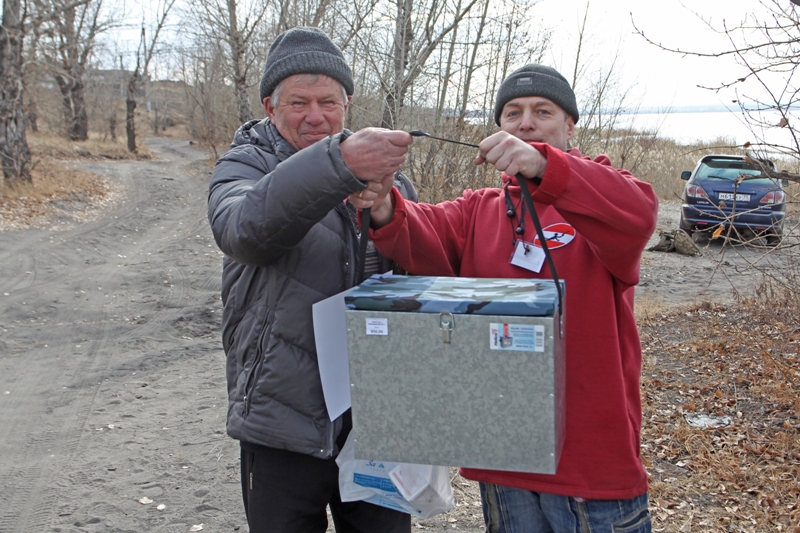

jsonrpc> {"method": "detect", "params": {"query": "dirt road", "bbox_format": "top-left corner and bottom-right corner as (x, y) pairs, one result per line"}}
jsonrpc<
(0, 139), (486, 533)
(0, 138), (786, 532)
(0, 139), (243, 532)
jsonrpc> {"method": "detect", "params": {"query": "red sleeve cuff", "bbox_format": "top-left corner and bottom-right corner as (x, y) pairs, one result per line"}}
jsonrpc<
(529, 142), (570, 204)
(356, 187), (407, 240)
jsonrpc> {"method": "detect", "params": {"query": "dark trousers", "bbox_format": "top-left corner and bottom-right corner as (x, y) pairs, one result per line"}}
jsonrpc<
(240, 443), (411, 533)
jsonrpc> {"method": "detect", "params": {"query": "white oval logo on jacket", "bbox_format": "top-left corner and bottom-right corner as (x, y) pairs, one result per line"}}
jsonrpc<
(533, 223), (576, 249)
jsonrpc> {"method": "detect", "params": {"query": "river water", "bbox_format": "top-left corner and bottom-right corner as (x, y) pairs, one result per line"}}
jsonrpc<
(623, 109), (798, 149)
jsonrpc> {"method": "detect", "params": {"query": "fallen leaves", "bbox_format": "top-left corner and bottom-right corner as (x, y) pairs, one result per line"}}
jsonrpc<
(640, 297), (800, 532)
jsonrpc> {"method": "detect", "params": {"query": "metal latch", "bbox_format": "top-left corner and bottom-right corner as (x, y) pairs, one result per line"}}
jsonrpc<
(439, 311), (455, 344)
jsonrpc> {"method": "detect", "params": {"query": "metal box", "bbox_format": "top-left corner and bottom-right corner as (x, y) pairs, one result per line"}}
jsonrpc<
(345, 275), (565, 474)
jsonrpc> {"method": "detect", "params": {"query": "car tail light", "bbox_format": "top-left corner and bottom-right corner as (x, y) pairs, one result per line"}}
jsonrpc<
(760, 190), (786, 204)
(686, 184), (708, 199)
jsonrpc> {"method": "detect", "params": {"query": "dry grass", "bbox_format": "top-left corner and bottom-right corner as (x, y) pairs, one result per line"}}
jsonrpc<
(0, 158), (121, 231)
(27, 131), (154, 162)
(155, 123), (195, 140)
(0, 132), (146, 229)
(600, 135), (744, 202)
(635, 293), (692, 322)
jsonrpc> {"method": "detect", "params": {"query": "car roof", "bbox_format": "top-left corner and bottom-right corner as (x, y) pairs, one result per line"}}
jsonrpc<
(698, 154), (774, 169)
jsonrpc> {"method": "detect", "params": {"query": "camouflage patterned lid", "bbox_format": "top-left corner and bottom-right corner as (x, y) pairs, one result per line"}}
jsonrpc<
(345, 275), (561, 316)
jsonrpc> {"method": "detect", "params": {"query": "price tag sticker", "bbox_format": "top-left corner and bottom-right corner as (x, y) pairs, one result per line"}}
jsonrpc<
(365, 318), (388, 336)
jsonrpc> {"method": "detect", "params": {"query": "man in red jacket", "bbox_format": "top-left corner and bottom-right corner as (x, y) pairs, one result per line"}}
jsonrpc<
(349, 64), (658, 533)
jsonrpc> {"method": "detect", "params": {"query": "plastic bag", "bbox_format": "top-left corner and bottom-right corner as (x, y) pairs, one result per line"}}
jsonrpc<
(335, 431), (454, 518)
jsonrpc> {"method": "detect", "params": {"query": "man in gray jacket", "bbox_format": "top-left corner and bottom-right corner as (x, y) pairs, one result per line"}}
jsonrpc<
(207, 27), (416, 533)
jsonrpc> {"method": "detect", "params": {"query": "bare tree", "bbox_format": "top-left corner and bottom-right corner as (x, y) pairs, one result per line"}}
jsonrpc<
(188, 0), (270, 125)
(274, 0), (332, 32)
(125, 0), (175, 153)
(379, 0), (480, 129)
(550, 1), (660, 177)
(633, 0), (800, 163)
(1, 0), (90, 183)
(456, 0), (489, 122)
(179, 44), (240, 159)
(0, 0), (32, 182)
(163, 0), (550, 200)
(34, 0), (109, 141)
(406, 0), (549, 200)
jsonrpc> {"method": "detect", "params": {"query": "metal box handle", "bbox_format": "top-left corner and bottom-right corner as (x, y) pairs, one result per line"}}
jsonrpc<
(439, 311), (455, 344)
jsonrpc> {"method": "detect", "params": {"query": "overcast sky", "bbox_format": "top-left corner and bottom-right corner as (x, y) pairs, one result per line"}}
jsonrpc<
(115, 0), (780, 113)
(535, 0), (770, 110)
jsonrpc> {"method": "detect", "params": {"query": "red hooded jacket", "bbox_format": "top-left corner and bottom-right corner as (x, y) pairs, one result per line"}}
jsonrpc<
(369, 144), (658, 499)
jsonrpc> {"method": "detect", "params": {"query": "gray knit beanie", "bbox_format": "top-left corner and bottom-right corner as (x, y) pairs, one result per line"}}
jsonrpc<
(494, 64), (579, 126)
(259, 27), (354, 101)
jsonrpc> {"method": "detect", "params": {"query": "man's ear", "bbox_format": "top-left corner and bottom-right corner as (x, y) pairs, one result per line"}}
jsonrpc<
(344, 94), (352, 113)
(565, 116), (575, 141)
(263, 97), (274, 120)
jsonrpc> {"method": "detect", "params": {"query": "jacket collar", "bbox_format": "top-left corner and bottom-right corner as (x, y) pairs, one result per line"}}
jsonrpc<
(231, 118), (297, 162)
(232, 118), (354, 164)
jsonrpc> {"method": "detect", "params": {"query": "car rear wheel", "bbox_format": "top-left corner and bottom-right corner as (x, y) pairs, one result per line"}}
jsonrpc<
(766, 234), (781, 246)
(678, 216), (693, 236)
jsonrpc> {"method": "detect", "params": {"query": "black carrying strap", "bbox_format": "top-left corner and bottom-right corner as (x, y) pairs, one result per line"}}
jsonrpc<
(356, 206), (371, 283)
(516, 174), (564, 334)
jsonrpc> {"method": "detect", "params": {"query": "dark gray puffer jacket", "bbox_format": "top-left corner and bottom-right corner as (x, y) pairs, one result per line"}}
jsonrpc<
(208, 119), (417, 459)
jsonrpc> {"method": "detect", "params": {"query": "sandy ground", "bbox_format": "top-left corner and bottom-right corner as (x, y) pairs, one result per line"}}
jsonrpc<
(0, 138), (793, 533)
(639, 202), (796, 311)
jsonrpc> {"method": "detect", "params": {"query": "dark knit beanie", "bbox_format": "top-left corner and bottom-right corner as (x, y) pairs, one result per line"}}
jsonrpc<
(259, 27), (354, 101)
(494, 64), (579, 126)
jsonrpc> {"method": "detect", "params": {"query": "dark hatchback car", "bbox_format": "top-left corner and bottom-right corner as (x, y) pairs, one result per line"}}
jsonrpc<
(679, 155), (786, 245)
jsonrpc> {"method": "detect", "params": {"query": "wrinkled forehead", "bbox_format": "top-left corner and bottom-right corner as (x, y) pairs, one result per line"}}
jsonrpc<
(503, 95), (563, 112)
(274, 73), (348, 103)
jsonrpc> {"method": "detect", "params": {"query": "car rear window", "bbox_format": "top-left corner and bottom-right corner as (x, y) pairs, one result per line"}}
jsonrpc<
(696, 159), (779, 186)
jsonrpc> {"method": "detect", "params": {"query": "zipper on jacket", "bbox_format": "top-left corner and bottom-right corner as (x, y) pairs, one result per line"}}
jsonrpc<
(243, 309), (273, 417)
(323, 423), (335, 458)
(340, 203), (360, 288)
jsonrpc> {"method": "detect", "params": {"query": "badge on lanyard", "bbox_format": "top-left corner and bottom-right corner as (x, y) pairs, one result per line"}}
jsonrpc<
(509, 240), (545, 273)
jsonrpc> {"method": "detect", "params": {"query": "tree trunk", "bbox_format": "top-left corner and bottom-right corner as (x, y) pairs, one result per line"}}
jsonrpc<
(380, 0), (478, 129)
(382, 0), (413, 129)
(55, 73), (89, 141)
(0, 0), (32, 183)
(458, 0), (489, 122)
(381, 91), (397, 130)
(53, 6), (89, 142)
(434, 0), (460, 132)
(231, 34), (251, 123)
(226, 0), (251, 124)
(70, 77), (88, 141)
(56, 74), (72, 131)
(126, 74), (138, 153)
(26, 100), (38, 133)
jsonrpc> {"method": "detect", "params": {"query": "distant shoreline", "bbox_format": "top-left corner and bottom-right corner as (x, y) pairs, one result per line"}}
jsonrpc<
(620, 107), (793, 145)
(633, 104), (796, 115)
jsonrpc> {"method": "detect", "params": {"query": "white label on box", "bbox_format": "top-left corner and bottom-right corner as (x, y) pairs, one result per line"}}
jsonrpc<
(365, 318), (389, 336)
(489, 323), (544, 352)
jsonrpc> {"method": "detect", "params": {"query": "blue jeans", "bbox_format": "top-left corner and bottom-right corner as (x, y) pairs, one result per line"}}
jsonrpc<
(480, 483), (651, 533)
